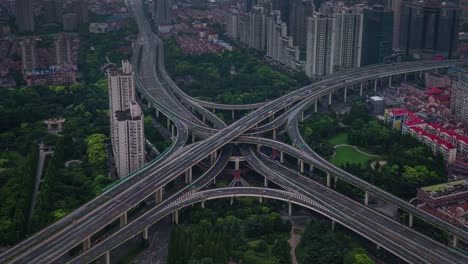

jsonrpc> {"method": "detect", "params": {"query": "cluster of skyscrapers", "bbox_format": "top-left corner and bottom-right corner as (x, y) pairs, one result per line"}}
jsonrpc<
(108, 60), (145, 178)
(14, 0), (89, 33)
(226, 0), (461, 78)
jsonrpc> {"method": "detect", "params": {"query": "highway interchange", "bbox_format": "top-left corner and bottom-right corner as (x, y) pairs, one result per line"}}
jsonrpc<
(1, 0), (467, 263)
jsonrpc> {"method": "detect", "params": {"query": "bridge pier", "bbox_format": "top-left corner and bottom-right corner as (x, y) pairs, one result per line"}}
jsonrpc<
(331, 219), (335, 232)
(192, 133), (196, 143)
(360, 82), (363, 96)
(166, 117), (170, 129)
(280, 151), (284, 163)
(119, 212), (128, 228)
(404, 73), (407, 81)
(83, 236), (91, 251)
(309, 164), (314, 174)
(171, 124), (175, 137)
(453, 236), (459, 247)
(201, 201), (205, 208)
(210, 151), (217, 164)
(156, 109), (160, 117)
(314, 100), (318, 113)
(334, 176), (338, 188)
(104, 251), (111, 264)
(326, 172), (331, 188)
(272, 128), (276, 140)
(298, 160), (304, 174)
(288, 202), (292, 216)
(364, 191), (369, 206)
(259, 197), (263, 203)
(264, 177), (268, 187)
(300, 111), (304, 122)
(143, 227), (149, 240)
(388, 76), (392, 87)
(257, 144), (261, 153)
(230, 196), (234, 205)
(232, 109), (235, 120)
(409, 213), (413, 228)
(344, 87), (347, 103)
(234, 157), (240, 170)
(328, 93), (332, 105)
(374, 79), (378, 93)
(202, 115), (206, 124)
(155, 188), (163, 204)
(184, 167), (192, 184)
(172, 210), (179, 224)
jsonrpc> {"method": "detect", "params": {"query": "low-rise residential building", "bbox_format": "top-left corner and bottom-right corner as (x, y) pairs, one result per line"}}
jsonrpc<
(417, 180), (468, 228)
(406, 126), (457, 164)
(418, 180), (468, 208)
(25, 65), (77, 86)
(89, 22), (109, 34)
(425, 71), (451, 89)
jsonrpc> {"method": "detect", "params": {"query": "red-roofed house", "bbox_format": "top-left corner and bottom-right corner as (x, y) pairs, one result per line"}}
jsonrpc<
(407, 126), (457, 164)
(426, 123), (468, 157)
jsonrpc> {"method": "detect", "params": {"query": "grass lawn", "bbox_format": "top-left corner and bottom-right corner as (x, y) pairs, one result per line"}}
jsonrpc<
(327, 132), (349, 145)
(331, 146), (373, 167)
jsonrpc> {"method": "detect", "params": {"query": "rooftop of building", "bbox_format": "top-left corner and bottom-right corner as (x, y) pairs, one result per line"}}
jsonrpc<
(420, 179), (468, 197)
(409, 126), (456, 149)
(427, 123), (468, 144)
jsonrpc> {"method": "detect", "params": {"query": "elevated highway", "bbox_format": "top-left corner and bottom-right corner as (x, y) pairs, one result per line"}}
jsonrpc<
(1, 0), (466, 263)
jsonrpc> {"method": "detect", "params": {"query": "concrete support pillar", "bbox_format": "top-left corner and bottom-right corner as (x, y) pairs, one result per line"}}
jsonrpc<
(184, 167), (192, 184)
(272, 128), (276, 140)
(104, 251), (111, 264)
(232, 109), (235, 120)
(374, 79), (378, 93)
(83, 237), (91, 251)
(192, 133), (196, 143)
(309, 164), (314, 174)
(264, 177), (268, 187)
(334, 176), (338, 188)
(143, 227), (149, 240)
(259, 197), (263, 203)
(409, 213), (413, 228)
(230, 196), (234, 205)
(419, 71), (422, 79)
(453, 236), (459, 248)
(388, 76), (392, 87)
(155, 188), (163, 204)
(300, 111), (304, 122)
(280, 151), (284, 163)
(147, 101), (151, 108)
(201, 201), (205, 209)
(299, 160), (304, 174)
(257, 144), (261, 153)
(156, 109), (160, 117)
(172, 210), (179, 224)
(344, 87), (347, 103)
(210, 151), (216, 164)
(234, 157), (240, 170)
(331, 219), (335, 232)
(166, 117), (170, 129)
(288, 202), (292, 216)
(119, 212), (128, 228)
(202, 115), (206, 124)
(171, 124), (175, 137)
(364, 191), (369, 206)
(212, 108), (215, 114)
(360, 82), (363, 96)
(326, 172), (331, 188)
(328, 93), (332, 105)
(314, 100), (318, 113)
(404, 73), (407, 81)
